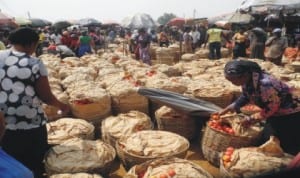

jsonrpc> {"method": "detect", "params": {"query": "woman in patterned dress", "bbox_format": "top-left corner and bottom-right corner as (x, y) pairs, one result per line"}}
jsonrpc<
(220, 59), (300, 155)
(0, 28), (70, 178)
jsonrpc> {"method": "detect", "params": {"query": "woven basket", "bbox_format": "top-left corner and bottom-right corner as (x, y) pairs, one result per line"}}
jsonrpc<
(45, 140), (116, 177)
(192, 88), (234, 108)
(49, 173), (104, 178)
(70, 101), (111, 121)
(124, 157), (214, 178)
(155, 106), (197, 140)
(201, 125), (260, 167)
(46, 161), (113, 177)
(116, 131), (190, 170)
(101, 111), (154, 147)
(196, 92), (233, 109)
(219, 150), (292, 178)
(47, 118), (95, 145)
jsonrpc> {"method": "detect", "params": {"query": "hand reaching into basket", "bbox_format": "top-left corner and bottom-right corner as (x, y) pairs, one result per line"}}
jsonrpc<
(218, 103), (236, 115)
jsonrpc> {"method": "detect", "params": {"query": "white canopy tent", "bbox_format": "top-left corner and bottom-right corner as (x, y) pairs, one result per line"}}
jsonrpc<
(121, 13), (157, 29)
(239, 0), (300, 14)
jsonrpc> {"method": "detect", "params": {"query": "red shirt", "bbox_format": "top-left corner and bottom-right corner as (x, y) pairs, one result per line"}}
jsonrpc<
(61, 35), (71, 47)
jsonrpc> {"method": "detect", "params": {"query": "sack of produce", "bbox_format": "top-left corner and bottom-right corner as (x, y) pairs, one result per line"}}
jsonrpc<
(101, 111), (153, 147)
(108, 80), (148, 114)
(47, 118), (95, 145)
(124, 157), (213, 178)
(181, 53), (199, 61)
(45, 138), (116, 176)
(69, 86), (111, 121)
(220, 136), (293, 178)
(116, 130), (189, 170)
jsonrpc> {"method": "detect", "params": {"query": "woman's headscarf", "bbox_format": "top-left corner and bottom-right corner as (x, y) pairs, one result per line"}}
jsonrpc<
(224, 59), (262, 77)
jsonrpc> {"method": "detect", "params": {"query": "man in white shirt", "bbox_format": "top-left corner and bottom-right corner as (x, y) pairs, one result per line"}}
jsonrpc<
(190, 27), (200, 52)
(50, 31), (62, 45)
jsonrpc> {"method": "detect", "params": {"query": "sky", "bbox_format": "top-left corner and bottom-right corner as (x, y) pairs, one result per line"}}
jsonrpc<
(0, 0), (245, 23)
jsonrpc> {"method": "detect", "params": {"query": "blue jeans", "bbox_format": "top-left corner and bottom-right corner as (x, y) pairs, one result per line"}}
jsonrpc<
(208, 42), (221, 59)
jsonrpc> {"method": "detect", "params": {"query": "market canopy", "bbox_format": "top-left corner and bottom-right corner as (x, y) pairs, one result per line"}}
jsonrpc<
(121, 13), (157, 29)
(238, 0), (300, 14)
(228, 12), (254, 24)
(14, 17), (32, 26)
(0, 12), (18, 30)
(207, 13), (233, 25)
(166, 17), (194, 28)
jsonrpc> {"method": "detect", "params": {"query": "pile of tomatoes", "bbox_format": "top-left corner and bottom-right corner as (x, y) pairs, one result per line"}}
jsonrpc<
(146, 70), (156, 77)
(240, 104), (262, 115)
(222, 147), (235, 168)
(122, 73), (142, 87)
(208, 114), (235, 135)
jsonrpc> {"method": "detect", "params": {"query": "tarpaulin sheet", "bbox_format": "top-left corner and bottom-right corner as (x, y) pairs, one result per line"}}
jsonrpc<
(137, 87), (222, 117)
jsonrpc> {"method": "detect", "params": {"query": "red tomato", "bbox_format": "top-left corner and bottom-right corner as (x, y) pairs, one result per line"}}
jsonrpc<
(226, 147), (235, 152)
(138, 172), (145, 178)
(227, 128), (235, 135)
(224, 150), (233, 156)
(168, 169), (176, 176)
(216, 125), (222, 131)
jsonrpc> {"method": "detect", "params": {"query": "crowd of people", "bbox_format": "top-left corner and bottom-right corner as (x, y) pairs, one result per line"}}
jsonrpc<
(1, 21), (300, 177)
(0, 22), (299, 67)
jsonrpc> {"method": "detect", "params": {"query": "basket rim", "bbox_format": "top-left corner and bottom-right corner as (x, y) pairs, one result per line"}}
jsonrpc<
(116, 130), (190, 159)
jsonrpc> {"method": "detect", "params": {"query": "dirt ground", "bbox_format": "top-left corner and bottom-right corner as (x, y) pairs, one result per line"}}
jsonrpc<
(108, 137), (221, 178)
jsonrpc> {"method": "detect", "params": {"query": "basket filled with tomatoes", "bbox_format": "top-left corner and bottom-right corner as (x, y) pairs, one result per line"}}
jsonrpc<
(219, 137), (293, 178)
(69, 87), (112, 122)
(123, 157), (213, 178)
(201, 113), (264, 167)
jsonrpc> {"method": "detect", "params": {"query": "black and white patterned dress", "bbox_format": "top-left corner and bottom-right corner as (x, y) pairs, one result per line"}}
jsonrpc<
(0, 50), (48, 130)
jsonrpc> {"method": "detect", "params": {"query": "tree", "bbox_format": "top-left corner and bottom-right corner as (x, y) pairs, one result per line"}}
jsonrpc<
(157, 13), (177, 25)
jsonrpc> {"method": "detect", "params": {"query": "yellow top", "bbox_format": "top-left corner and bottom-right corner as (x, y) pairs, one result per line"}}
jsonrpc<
(207, 28), (222, 43)
(0, 41), (5, 50)
(39, 33), (45, 42)
(233, 32), (246, 43)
